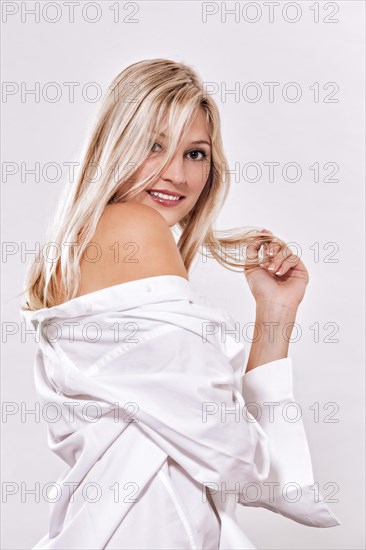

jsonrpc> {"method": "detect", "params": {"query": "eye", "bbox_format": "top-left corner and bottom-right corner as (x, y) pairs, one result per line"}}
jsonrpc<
(150, 142), (163, 153)
(186, 149), (207, 161)
(149, 143), (208, 161)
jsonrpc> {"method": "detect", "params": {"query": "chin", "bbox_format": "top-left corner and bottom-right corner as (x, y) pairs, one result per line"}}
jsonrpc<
(162, 214), (179, 228)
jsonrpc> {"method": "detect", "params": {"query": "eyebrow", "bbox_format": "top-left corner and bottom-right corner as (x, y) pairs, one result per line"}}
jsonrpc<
(155, 132), (211, 148)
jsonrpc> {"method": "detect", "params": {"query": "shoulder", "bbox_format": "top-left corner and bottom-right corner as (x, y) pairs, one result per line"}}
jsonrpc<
(99, 202), (181, 256)
(78, 202), (188, 295)
(101, 201), (171, 236)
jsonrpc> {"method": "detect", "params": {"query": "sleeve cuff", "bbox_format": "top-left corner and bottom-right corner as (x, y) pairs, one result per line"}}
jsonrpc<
(242, 357), (293, 404)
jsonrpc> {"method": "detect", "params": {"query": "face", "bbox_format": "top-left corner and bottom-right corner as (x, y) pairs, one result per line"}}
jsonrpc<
(125, 107), (212, 227)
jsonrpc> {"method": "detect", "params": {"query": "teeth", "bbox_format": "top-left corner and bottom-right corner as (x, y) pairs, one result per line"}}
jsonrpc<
(149, 191), (181, 201)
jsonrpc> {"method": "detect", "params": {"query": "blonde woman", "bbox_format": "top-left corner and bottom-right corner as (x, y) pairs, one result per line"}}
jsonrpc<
(21, 59), (340, 549)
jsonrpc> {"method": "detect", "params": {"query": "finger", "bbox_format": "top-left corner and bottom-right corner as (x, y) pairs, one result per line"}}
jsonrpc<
(267, 241), (282, 258)
(245, 241), (263, 263)
(267, 246), (295, 273)
(244, 229), (278, 271)
(272, 253), (301, 276)
(260, 241), (282, 265)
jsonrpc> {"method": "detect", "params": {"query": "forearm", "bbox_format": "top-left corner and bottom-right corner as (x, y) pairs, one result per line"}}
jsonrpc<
(246, 302), (298, 372)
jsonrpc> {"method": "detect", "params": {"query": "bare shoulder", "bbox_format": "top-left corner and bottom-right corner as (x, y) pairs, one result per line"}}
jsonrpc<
(101, 201), (170, 233)
(77, 202), (188, 296)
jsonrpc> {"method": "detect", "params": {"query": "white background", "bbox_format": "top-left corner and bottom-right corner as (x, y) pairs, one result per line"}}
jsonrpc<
(1, 1), (365, 548)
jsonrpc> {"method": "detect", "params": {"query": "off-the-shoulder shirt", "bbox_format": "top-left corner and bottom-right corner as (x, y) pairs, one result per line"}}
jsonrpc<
(21, 274), (341, 549)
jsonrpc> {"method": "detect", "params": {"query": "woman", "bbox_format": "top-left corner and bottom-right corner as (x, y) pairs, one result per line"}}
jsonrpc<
(21, 59), (340, 549)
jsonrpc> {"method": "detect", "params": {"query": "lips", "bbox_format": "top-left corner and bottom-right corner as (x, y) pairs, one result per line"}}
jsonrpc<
(146, 190), (186, 207)
(147, 189), (185, 198)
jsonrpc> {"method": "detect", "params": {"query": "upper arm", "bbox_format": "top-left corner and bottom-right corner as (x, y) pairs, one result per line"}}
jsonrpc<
(78, 202), (188, 294)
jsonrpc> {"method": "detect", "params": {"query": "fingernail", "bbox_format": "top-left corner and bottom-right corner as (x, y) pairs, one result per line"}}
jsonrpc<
(275, 269), (281, 275)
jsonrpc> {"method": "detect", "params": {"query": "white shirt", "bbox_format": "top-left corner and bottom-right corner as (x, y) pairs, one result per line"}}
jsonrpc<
(21, 274), (340, 549)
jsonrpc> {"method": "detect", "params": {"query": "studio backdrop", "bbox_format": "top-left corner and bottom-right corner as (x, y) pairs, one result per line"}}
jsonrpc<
(1, 1), (365, 549)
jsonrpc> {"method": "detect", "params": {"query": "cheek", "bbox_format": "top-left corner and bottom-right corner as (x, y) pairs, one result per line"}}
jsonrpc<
(187, 163), (210, 194)
(135, 158), (155, 179)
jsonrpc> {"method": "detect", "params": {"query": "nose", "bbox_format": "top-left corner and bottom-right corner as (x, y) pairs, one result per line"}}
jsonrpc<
(160, 153), (186, 186)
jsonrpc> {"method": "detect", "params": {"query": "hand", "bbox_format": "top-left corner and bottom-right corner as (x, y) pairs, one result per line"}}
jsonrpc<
(243, 231), (309, 311)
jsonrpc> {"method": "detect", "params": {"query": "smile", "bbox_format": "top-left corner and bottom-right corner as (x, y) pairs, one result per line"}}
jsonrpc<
(146, 190), (186, 207)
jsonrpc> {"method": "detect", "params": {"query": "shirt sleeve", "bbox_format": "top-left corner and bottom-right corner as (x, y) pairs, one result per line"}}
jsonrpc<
(233, 357), (341, 527)
(205, 303), (341, 528)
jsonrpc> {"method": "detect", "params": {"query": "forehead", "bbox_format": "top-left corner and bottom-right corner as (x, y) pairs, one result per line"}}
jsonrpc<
(187, 108), (210, 136)
(154, 108), (210, 142)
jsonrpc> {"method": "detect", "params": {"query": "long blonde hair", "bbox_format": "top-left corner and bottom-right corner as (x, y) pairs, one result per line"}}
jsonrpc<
(21, 58), (286, 311)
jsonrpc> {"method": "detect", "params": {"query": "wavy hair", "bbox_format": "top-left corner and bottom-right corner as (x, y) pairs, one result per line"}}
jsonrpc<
(20, 58), (286, 311)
